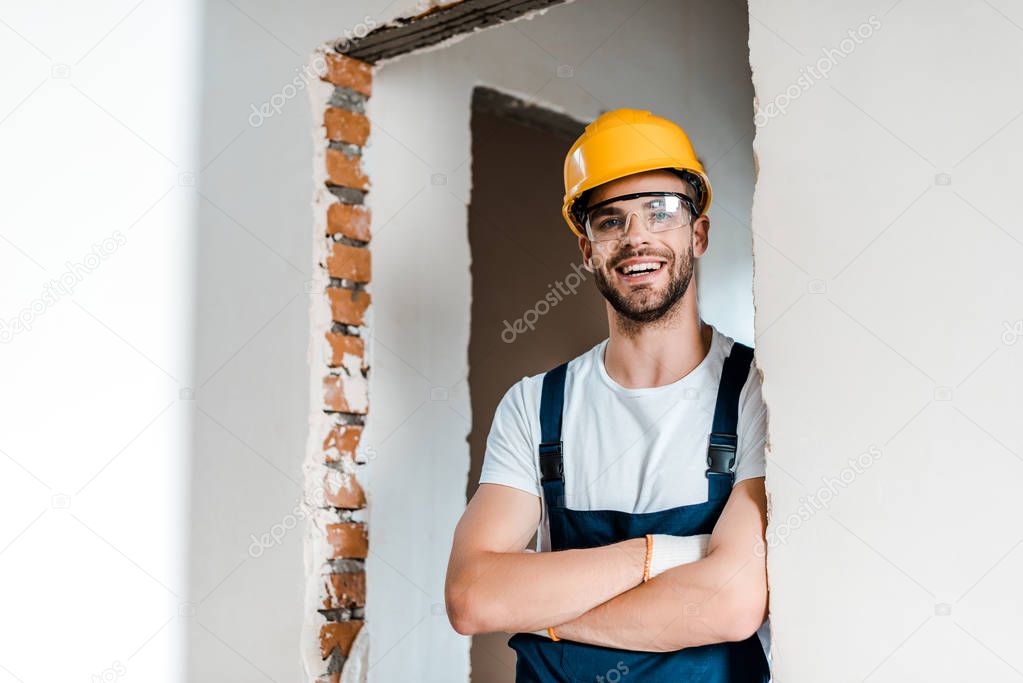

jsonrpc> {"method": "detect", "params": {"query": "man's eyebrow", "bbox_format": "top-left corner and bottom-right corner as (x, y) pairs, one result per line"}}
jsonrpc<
(588, 205), (623, 218)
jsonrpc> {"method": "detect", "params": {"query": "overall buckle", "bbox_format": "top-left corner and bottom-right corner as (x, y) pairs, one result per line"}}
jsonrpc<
(706, 432), (737, 476)
(538, 440), (564, 483)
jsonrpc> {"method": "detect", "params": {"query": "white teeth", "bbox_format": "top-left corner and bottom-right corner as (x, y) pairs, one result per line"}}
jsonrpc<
(622, 262), (661, 274)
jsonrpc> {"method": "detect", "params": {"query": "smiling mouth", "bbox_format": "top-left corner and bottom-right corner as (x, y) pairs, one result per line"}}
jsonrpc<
(615, 260), (666, 280)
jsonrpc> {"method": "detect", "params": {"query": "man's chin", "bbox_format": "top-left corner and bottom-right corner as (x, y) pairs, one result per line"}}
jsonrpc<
(612, 286), (665, 308)
(594, 269), (688, 324)
(609, 293), (674, 322)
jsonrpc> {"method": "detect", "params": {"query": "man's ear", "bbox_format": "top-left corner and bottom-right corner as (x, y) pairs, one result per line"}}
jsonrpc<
(692, 214), (710, 257)
(579, 235), (595, 271)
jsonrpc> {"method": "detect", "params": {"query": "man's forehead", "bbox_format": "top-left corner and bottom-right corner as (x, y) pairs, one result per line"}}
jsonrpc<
(586, 170), (692, 206)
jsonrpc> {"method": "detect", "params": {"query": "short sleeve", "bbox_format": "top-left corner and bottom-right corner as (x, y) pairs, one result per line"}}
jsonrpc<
(478, 379), (541, 498)
(734, 357), (767, 484)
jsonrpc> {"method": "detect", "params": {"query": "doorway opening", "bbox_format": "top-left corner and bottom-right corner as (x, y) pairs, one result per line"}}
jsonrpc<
(309, 1), (760, 680)
(466, 87), (602, 678)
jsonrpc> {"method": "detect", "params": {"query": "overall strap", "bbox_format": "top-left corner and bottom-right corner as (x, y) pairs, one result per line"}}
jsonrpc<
(707, 341), (754, 477)
(538, 362), (568, 509)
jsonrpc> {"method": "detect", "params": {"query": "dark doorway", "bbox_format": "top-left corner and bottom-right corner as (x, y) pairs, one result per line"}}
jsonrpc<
(465, 87), (607, 681)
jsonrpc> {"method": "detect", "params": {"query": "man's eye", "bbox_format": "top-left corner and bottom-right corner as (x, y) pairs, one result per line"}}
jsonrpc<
(597, 217), (623, 230)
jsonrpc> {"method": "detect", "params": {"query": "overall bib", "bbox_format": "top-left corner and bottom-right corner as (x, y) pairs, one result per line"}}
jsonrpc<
(508, 342), (770, 683)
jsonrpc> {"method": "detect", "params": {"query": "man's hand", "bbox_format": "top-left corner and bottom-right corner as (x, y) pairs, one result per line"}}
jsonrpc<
(553, 477), (769, 652)
(444, 483), (647, 635)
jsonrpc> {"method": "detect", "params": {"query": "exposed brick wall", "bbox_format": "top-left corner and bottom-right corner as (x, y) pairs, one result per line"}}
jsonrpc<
(305, 48), (373, 683)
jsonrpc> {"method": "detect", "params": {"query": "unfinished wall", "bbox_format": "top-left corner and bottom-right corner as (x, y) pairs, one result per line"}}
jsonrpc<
(749, 1), (1023, 680)
(363, 0), (757, 680)
(304, 49), (373, 683)
(189, 3), (425, 683)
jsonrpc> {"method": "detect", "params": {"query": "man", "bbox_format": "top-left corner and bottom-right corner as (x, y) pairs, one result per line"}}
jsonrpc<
(445, 108), (771, 682)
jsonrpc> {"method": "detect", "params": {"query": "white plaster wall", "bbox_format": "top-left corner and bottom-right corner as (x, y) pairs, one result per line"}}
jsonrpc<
(0, 1), (199, 681)
(187, 2), (422, 681)
(749, 1), (1023, 680)
(364, 1), (756, 679)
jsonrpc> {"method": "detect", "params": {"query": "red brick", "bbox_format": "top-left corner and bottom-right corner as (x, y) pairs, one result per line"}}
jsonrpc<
(326, 331), (365, 370)
(327, 287), (370, 326)
(323, 468), (366, 510)
(327, 203), (371, 242)
(326, 522), (368, 559)
(323, 424), (363, 463)
(324, 107), (370, 146)
(320, 620), (363, 659)
(324, 375), (368, 414)
(326, 242), (371, 283)
(326, 148), (370, 191)
(322, 571), (366, 610)
(322, 53), (372, 97)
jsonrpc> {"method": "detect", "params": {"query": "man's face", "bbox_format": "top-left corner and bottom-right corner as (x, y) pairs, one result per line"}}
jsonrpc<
(579, 169), (709, 324)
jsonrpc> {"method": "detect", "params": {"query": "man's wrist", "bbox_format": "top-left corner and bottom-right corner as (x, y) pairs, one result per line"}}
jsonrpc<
(612, 537), (649, 584)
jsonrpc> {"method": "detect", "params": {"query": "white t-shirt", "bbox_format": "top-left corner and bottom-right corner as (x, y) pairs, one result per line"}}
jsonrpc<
(480, 323), (767, 544)
(479, 323), (772, 659)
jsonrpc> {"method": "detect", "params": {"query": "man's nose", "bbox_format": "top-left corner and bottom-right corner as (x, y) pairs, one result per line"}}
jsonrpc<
(620, 211), (653, 246)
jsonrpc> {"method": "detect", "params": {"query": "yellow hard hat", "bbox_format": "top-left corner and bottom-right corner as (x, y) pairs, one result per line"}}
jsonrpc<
(562, 108), (712, 238)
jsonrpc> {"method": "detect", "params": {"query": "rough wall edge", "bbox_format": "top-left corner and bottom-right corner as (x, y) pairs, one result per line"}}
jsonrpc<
(471, 84), (587, 142)
(302, 44), (371, 683)
(368, 0), (579, 67)
(745, 12), (778, 668)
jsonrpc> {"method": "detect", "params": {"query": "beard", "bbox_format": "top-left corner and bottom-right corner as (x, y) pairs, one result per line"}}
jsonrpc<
(592, 239), (695, 325)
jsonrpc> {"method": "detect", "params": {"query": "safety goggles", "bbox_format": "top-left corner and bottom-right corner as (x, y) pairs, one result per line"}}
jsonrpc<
(583, 192), (697, 243)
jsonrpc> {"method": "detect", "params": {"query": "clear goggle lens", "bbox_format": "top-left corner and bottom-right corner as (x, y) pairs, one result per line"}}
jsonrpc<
(584, 192), (695, 242)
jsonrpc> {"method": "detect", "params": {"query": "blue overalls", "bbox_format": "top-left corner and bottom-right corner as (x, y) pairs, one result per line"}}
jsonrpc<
(507, 342), (770, 682)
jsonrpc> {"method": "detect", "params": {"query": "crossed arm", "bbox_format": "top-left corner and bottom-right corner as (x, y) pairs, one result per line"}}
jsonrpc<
(444, 477), (768, 651)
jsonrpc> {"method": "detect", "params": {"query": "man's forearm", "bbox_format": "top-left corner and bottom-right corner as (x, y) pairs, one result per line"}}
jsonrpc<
(446, 538), (646, 635)
(553, 550), (767, 652)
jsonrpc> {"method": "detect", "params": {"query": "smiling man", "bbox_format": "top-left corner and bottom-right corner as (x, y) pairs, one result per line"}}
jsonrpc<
(445, 109), (771, 682)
